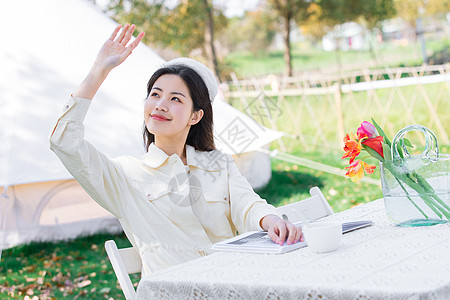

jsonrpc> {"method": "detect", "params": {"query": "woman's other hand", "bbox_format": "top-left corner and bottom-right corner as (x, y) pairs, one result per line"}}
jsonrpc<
(260, 214), (304, 246)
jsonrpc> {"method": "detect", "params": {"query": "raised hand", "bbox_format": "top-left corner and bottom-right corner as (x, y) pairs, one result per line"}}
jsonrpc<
(94, 24), (145, 73)
(73, 24), (145, 100)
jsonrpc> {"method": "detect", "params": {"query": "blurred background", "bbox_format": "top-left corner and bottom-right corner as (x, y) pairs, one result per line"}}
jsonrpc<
(1, 0), (449, 298)
(93, 0), (449, 208)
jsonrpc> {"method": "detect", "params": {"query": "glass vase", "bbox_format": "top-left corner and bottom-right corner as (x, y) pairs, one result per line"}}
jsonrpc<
(380, 125), (450, 227)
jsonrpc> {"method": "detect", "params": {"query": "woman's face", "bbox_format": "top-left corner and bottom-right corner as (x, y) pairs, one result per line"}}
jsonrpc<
(144, 74), (203, 139)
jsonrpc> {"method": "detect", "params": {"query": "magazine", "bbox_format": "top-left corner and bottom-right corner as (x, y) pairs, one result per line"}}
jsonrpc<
(211, 220), (373, 254)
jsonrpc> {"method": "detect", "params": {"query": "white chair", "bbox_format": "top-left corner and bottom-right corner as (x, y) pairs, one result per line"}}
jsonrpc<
(105, 240), (142, 300)
(276, 186), (334, 224)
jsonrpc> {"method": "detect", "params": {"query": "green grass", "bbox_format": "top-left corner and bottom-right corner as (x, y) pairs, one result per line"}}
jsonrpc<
(225, 38), (448, 79)
(0, 233), (137, 299)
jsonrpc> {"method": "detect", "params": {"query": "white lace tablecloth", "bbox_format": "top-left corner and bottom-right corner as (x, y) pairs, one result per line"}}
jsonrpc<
(136, 199), (450, 300)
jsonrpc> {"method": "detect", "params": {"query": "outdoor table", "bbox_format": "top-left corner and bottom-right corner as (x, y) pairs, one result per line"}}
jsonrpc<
(136, 199), (450, 299)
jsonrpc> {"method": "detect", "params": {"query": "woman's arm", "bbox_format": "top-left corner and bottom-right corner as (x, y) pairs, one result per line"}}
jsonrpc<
(50, 24), (144, 217)
(73, 24), (144, 100)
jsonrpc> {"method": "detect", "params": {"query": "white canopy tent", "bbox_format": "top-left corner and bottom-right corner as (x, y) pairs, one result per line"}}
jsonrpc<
(0, 0), (282, 251)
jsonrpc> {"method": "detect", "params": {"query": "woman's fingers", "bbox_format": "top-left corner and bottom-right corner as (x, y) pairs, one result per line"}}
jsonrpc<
(119, 31), (145, 61)
(109, 24), (122, 41)
(131, 32), (145, 49)
(126, 31), (145, 53)
(116, 23), (130, 43)
(267, 229), (280, 245)
(265, 216), (303, 246)
(286, 223), (302, 245)
(114, 24), (144, 50)
(121, 24), (136, 46)
(276, 222), (287, 245)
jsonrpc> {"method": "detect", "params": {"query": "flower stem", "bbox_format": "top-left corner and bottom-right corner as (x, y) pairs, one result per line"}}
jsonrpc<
(384, 164), (450, 220)
(393, 176), (429, 219)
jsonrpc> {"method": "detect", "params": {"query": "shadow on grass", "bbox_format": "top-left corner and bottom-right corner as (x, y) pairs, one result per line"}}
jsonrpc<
(256, 170), (324, 207)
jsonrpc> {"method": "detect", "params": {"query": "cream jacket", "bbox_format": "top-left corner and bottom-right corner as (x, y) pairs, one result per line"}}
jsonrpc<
(50, 97), (278, 275)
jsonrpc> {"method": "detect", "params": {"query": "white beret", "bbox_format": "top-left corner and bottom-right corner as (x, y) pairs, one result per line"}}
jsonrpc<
(164, 57), (218, 103)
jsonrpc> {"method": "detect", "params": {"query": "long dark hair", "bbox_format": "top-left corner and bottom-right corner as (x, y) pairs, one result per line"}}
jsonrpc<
(143, 65), (216, 152)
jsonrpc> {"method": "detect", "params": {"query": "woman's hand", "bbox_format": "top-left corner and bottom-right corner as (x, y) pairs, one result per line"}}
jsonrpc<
(93, 24), (145, 74)
(73, 24), (144, 100)
(260, 214), (304, 246)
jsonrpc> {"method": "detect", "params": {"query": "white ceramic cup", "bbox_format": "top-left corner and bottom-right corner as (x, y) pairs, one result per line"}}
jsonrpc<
(302, 221), (342, 253)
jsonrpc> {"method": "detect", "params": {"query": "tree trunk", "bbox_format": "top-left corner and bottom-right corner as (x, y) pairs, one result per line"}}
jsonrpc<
(366, 29), (379, 67)
(283, 15), (293, 77)
(202, 0), (221, 81)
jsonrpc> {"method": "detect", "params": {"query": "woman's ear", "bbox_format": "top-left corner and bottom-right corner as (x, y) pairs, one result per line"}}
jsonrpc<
(189, 109), (204, 125)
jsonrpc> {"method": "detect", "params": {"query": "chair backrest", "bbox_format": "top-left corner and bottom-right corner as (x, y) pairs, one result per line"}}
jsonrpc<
(105, 240), (142, 300)
(276, 186), (334, 224)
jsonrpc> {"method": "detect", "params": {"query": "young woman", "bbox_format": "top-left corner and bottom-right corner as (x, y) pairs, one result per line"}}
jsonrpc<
(50, 24), (303, 275)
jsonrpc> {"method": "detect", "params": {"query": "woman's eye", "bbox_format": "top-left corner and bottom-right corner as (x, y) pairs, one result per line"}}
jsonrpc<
(172, 97), (181, 102)
(150, 93), (159, 98)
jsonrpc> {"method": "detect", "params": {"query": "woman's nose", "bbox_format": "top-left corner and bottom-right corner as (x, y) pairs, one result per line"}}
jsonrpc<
(155, 99), (168, 111)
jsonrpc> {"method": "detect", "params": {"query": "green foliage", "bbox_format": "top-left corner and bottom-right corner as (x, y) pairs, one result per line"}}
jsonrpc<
(316, 0), (364, 26)
(267, 0), (312, 22)
(315, 0), (395, 30)
(105, 0), (227, 56)
(221, 11), (278, 55)
(361, 0), (396, 29)
(393, 0), (449, 26)
(372, 118), (392, 147)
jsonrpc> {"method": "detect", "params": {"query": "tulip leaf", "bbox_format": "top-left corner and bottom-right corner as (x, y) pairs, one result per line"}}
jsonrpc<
(402, 137), (414, 148)
(396, 142), (404, 159)
(371, 118), (391, 147)
(362, 145), (384, 162)
(382, 144), (392, 161)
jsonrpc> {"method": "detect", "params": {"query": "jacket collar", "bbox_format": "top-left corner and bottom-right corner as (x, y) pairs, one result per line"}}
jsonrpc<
(142, 143), (222, 171)
(141, 143), (170, 168)
(186, 145), (222, 171)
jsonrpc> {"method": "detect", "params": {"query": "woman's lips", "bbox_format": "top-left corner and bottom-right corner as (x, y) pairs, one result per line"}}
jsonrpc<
(151, 114), (170, 121)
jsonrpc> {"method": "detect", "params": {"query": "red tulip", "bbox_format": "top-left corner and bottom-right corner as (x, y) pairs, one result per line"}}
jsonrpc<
(362, 136), (384, 158)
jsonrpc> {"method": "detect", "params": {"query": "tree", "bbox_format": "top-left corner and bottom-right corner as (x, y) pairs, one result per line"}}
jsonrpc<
(317, 0), (364, 28)
(201, 0), (220, 80)
(267, 0), (312, 77)
(393, 0), (449, 64)
(359, 0), (396, 65)
(361, 0), (396, 30)
(316, 0), (394, 68)
(314, 0), (363, 68)
(104, 0), (226, 80)
(221, 10), (277, 55)
(300, 3), (328, 45)
(394, 0), (449, 28)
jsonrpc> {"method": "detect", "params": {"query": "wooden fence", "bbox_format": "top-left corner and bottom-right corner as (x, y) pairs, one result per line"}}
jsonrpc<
(223, 64), (450, 153)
